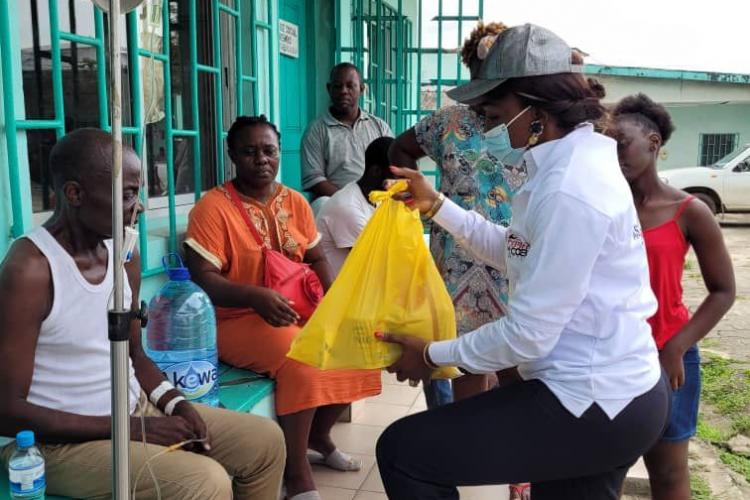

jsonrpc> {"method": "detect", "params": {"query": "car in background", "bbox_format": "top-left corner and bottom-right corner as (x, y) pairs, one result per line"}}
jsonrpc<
(660, 144), (750, 214)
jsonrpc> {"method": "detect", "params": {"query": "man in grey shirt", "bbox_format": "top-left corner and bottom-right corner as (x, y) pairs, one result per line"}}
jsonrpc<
(301, 63), (393, 213)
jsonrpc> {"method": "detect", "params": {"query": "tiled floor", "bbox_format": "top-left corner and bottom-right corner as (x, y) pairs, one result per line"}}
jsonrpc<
(311, 372), (509, 500)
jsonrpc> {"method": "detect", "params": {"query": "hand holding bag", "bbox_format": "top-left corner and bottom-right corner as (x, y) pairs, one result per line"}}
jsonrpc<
(226, 182), (323, 321)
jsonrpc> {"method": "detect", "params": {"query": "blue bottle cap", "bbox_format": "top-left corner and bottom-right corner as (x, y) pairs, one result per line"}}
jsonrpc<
(16, 430), (34, 449)
(167, 266), (191, 281)
(162, 253), (191, 281)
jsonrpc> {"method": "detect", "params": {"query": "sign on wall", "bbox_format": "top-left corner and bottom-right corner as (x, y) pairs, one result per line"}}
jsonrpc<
(279, 20), (299, 58)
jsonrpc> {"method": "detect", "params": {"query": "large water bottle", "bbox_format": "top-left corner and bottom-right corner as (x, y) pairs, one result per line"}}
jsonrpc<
(8, 431), (45, 499)
(146, 254), (219, 407)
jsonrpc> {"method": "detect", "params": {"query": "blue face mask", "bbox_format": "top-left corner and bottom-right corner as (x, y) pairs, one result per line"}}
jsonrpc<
(483, 106), (531, 167)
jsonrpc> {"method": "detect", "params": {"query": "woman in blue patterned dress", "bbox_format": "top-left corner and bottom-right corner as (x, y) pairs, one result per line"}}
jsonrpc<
(389, 21), (530, 500)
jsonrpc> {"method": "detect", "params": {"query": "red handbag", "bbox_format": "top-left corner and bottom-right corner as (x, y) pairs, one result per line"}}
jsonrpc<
(226, 182), (324, 320)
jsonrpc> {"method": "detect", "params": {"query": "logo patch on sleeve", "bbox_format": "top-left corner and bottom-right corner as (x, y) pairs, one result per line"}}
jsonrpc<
(507, 232), (530, 258)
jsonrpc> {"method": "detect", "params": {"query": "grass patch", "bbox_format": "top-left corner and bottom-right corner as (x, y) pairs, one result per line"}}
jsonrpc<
(701, 356), (750, 416)
(719, 451), (750, 483)
(697, 419), (729, 443)
(684, 260), (695, 271)
(690, 474), (714, 500)
(733, 415), (750, 436)
(701, 338), (720, 349)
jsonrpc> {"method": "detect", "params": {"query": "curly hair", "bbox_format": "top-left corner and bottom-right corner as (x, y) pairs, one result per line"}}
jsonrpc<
(612, 93), (675, 144)
(460, 21), (508, 68)
(227, 115), (281, 149)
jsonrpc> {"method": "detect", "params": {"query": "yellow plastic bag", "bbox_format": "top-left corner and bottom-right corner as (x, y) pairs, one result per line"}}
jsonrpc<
(288, 180), (459, 379)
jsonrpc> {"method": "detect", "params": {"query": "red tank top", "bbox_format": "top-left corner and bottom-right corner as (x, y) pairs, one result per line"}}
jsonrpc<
(643, 196), (694, 349)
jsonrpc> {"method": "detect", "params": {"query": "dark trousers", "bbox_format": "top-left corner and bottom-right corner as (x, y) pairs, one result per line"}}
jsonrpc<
(377, 374), (670, 499)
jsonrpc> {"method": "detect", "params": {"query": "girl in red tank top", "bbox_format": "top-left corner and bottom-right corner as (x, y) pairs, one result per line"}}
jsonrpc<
(612, 94), (735, 500)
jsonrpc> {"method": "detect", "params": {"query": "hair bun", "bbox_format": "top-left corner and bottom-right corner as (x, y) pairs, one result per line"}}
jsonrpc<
(587, 78), (606, 100)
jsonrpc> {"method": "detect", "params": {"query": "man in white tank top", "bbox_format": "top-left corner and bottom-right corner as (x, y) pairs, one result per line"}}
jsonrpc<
(0, 129), (285, 499)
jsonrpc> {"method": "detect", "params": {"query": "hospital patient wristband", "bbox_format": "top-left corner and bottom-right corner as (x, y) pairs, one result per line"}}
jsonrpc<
(149, 380), (175, 406)
(164, 396), (187, 416)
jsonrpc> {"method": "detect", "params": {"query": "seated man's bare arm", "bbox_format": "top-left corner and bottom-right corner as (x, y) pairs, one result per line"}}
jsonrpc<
(0, 240), (112, 443)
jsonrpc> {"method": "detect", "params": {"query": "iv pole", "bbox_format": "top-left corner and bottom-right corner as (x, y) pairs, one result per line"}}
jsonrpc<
(106, 0), (132, 497)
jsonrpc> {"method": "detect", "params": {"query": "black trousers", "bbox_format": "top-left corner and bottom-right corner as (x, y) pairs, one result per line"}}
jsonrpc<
(376, 373), (670, 499)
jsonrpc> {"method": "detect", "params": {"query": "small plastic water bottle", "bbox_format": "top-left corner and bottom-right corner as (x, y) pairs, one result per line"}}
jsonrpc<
(146, 254), (219, 407)
(8, 431), (45, 499)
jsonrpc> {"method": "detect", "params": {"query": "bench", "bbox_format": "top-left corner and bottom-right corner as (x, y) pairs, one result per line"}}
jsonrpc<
(0, 364), (275, 499)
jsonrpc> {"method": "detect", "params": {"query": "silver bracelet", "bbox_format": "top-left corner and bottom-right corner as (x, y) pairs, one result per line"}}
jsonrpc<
(164, 395), (186, 416)
(149, 380), (175, 406)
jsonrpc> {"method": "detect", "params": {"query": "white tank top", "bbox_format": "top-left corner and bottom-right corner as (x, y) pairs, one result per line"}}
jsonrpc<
(24, 227), (140, 416)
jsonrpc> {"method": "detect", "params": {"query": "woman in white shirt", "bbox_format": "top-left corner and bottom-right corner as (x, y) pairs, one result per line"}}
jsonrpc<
(375, 24), (670, 500)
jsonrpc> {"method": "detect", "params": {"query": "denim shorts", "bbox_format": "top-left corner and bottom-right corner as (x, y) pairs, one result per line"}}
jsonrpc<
(662, 345), (701, 442)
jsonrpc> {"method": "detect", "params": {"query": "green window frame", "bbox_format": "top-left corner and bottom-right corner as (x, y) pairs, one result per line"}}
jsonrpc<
(0, 0), (279, 275)
(335, 0), (484, 189)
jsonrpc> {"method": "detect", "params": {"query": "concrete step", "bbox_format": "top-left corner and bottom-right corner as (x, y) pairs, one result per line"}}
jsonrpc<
(623, 457), (651, 496)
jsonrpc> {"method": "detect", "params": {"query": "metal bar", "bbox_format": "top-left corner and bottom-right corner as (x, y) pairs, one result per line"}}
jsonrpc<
(267, 0), (277, 121)
(428, 78), (468, 85)
(241, 75), (258, 82)
(436, 0), (442, 110)
(212, 0), (224, 182)
(197, 63), (221, 74)
(0, 2), (27, 237)
(250, 0), (259, 113)
(235, 5), (243, 116)
(59, 31), (102, 46)
(376, 0), (382, 117)
(138, 49), (168, 61)
(430, 15), (479, 21)
(163, 0), (177, 250)
(406, 21), (412, 126)
(405, 47), (444, 54)
(106, 0), (130, 498)
(142, 266), (168, 278)
(456, 0), (462, 85)
(15, 119), (65, 130)
(478, 0), (483, 20)
(172, 128), (200, 137)
(95, 8), (110, 129)
(255, 20), (272, 29)
(416, 0), (422, 122)
(218, 3), (240, 16)
(48, 0), (66, 138)
(395, 0), (402, 132)
(335, 0), (341, 62)
(126, 9), (149, 269)
(356, 0), (363, 69)
(189, 0), (202, 201)
(121, 126), (139, 134)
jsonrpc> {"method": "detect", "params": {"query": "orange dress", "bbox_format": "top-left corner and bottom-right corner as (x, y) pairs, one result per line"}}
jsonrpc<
(186, 183), (381, 415)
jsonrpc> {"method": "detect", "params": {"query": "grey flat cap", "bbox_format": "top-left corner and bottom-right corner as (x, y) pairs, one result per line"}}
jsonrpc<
(447, 23), (579, 104)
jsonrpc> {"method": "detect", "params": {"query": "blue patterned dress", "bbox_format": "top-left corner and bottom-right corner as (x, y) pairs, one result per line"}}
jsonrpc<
(415, 105), (528, 335)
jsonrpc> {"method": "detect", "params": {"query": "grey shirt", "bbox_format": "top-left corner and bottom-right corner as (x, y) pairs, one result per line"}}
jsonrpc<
(301, 108), (393, 191)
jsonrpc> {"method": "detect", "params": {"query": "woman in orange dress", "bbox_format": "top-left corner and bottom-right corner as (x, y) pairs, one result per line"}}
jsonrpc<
(185, 115), (381, 500)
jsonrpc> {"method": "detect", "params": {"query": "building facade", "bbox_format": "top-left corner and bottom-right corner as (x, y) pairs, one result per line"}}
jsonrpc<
(3, 1), (747, 298)
(2, 0), (483, 296)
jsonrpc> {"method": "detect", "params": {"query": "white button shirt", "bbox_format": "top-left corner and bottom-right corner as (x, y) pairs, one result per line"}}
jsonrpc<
(429, 124), (661, 419)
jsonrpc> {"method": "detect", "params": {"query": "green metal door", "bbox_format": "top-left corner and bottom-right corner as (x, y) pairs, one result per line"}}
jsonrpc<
(279, 0), (308, 191)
